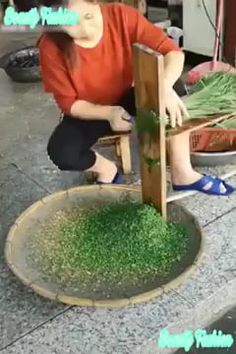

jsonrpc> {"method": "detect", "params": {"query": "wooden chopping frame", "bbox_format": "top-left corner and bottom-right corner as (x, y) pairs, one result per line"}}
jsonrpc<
(133, 44), (236, 221)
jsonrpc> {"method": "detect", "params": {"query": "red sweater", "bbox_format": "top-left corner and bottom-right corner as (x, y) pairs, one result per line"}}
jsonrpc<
(38, 3), (181, 114)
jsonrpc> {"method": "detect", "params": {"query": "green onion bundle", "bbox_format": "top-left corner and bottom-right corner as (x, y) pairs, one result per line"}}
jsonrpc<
(183, 72), (236, 128)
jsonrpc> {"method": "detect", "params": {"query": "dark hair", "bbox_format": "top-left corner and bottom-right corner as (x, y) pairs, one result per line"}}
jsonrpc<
(14, 0), (96, 68)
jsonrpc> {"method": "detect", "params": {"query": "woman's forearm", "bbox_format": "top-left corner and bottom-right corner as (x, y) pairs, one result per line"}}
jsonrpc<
(70, 100), (112, 120)
(163, 51), (185, 89)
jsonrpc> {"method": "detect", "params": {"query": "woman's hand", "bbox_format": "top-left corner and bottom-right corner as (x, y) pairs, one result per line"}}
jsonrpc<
(164, 87), (189, 128)
(109, 106), (133, 132)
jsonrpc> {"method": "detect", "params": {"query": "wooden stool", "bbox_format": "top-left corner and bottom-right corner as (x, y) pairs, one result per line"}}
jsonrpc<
(97, 133), (132, 174)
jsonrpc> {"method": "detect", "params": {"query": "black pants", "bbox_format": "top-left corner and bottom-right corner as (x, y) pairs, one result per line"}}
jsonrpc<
(47, 81), (186, 171)
(47, 88), (136, 171)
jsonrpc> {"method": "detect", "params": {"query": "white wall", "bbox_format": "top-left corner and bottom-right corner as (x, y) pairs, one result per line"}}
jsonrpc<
(183, 0), (217, 56)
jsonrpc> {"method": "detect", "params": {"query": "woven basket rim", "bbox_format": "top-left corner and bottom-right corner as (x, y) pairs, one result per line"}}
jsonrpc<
(4, 185), (205, 308)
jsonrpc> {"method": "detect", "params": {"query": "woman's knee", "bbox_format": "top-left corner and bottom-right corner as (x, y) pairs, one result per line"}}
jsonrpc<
(47, 137), (94, 171)
(47, 137), (81, 171)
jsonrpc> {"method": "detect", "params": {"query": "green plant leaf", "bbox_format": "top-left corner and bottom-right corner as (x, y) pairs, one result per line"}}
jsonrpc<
(143, 156), (160, 167)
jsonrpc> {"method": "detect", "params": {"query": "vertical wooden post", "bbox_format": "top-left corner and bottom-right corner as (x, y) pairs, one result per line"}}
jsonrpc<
(133, 44), (167, 220)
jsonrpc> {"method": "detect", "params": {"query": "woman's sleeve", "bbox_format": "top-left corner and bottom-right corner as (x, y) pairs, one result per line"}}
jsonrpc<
(124, 5), (182, 55)
(38, 36), (77, 114)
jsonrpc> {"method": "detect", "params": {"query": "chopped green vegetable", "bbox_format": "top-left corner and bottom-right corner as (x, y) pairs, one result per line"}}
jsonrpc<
(136, 108), (160, 134)
(30, 202), (188, 285)
(143, 156), (160, 167)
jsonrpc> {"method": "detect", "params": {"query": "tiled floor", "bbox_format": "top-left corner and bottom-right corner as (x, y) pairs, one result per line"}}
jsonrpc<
(175, 306), (236, 353)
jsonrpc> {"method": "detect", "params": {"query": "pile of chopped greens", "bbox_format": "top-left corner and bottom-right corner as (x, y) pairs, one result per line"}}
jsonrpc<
(30, 202), (188, 285)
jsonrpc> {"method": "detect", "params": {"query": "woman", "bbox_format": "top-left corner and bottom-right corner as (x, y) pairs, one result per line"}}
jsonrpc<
(38, 0), (233, 195)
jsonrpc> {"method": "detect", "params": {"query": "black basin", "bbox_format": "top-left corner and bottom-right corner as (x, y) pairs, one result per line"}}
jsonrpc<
(1, 46), (41, 83)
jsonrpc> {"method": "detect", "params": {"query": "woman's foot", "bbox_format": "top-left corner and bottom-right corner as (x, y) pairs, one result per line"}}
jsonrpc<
(97, 171), (122, 185)
(172, 170), (234, 195)
(168, 131), (233, 196)
(172, 170), (228, 194)
(87, 152), (119, 183)
(97, 160), (118, 183)
(172, 170), (203, 187)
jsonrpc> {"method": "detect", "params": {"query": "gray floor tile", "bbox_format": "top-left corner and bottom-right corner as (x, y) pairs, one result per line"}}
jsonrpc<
(0, 268), (66, 350)
(0, 291), (191, 354)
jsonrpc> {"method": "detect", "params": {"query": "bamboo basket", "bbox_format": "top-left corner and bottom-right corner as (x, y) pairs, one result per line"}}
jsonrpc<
(5, 185), (204, 307)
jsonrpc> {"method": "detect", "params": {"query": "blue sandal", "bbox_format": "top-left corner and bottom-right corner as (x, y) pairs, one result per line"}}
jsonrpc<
(96, 172), (122, 185)
(173, 175), (234, 196)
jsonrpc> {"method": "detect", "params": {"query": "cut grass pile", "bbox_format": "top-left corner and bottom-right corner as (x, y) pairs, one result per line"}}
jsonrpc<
(30, 202), (188, 286)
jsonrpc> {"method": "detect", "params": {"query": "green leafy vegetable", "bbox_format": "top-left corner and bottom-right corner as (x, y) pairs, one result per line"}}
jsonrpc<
(143, 156), (160, 167)
(30, 202), (188, 285)
(135, 108), (160, 134)
(183, 72), (236, 128)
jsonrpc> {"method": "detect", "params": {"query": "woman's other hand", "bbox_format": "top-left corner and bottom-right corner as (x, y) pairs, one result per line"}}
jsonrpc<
(109, 106), (132, 132)
(164, 87), (189, 128)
